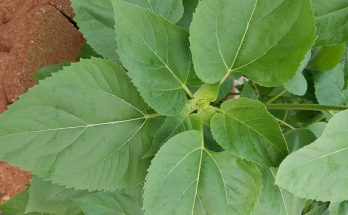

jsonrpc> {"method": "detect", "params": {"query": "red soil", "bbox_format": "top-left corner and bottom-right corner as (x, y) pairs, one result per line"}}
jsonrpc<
(0, 0), (84, 204)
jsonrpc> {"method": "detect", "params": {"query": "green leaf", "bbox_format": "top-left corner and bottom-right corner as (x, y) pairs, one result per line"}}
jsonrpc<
(211, 98), (288, 166)
(71, 0), (119, 62)
(77, 43), (101, 60)
(26, 177), (86, 215)
(122, 0), (184, 23)
(0, 58), (154, 191)
(308, 122), (327, 138)
(304, 203), (329, 215)
(285, 129), (317, 152)
(144, 108), (192, 158)
(284, 51), (311, 96)
(314, 63), (348, 105)
(73, 186), (144, 215)
(0, 189), (43, 215)
(190, 0), (316, 86)
(144, 130), (262, 215)
(113, 0), (193, 116)
(307, 44), (346, 71)
(240, 82), (259, 100)
(329, 201), (348, 215)
(312, 0), (348, 46)
(253, 168), (305, 215)
(177, 0), (199, 30)
(276, 110), (348, 202)
(33, 62), (71, 81)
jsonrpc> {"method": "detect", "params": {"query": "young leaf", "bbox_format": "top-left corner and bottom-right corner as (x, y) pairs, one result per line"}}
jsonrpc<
(144, 107), (192, 158)
(113, 0), (193, 116)
(314, 63), (348, 105)
(190, 0), (316, 86)
(144, 130), (262, 215)
(0, 58), (154, 191)
(73, 186), (144, 215)
(276, 110), (348, 202)
(211, 98), (288, 167)
(307, 44), (346, 71)
(284, 52), (311, 96)
(312, 0), (348, 46)
(26, 177), (87, 215)
(253, 168), (305, 215)
(71, 0), (119, 62)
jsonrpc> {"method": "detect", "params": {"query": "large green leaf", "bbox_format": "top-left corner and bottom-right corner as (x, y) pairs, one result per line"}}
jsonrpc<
(190, 0), (316, 86)
(312, 0), (348, 46)
(74, 187), (143, 215)
(276, 110), (348, 202)
(33, 62), (71, 81)
(26, 177), (86, 215)
(0, 58), (155, 191)
(113, 0), (193, 116)
(284, 52), (311, 96)
(314, 63), (348, 105)
(144, 130), (262, 215)
(253, 168), (305, 215)
(307, 44), (346, 71)
(211, 98), (288, 166)
(71, 0), (184, 63)
(71, 0), (119, 62)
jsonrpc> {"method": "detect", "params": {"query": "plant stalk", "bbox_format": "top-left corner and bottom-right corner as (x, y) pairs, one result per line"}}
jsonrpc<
(266, 103), (348, 112)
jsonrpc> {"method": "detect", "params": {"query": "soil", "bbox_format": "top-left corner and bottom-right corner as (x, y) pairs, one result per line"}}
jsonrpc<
(0, 0), (84, 204)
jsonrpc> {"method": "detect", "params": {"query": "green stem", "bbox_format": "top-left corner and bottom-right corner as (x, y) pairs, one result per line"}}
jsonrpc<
(266, 103), (348, 112)
(145, 112), (161, 119)
(276, 118), (295, 130)
(182, 85), (194, 99)
(266, 89), (287, 104)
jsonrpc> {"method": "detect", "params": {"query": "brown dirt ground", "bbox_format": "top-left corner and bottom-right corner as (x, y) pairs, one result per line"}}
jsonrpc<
(0, 0), (84, 204)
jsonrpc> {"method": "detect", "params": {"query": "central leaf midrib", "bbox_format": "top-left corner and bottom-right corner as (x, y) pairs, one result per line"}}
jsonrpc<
(0, 116), (146, 138)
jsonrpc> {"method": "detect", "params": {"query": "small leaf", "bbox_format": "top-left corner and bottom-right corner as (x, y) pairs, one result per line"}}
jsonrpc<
(0, 58), (153, 191)
(312, 0), (348, 46)
(144, 107), (193, 158)
(314, 63), (348, 105)
(113, 0), (193, 116)
(307, 44), (346, 71)
(211, 98), (288, 166)
(276, 110), (348, 202)
(285, 129), (317, 152)
(308, 122), (327, 138)
(73, 186), (144, 215)
(190, 0), (316, 86)
(144, 130), (262, 215)
(284, 51), (311, 96)
(26, 177), (87, 215)
(253, 168), (305, 215)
